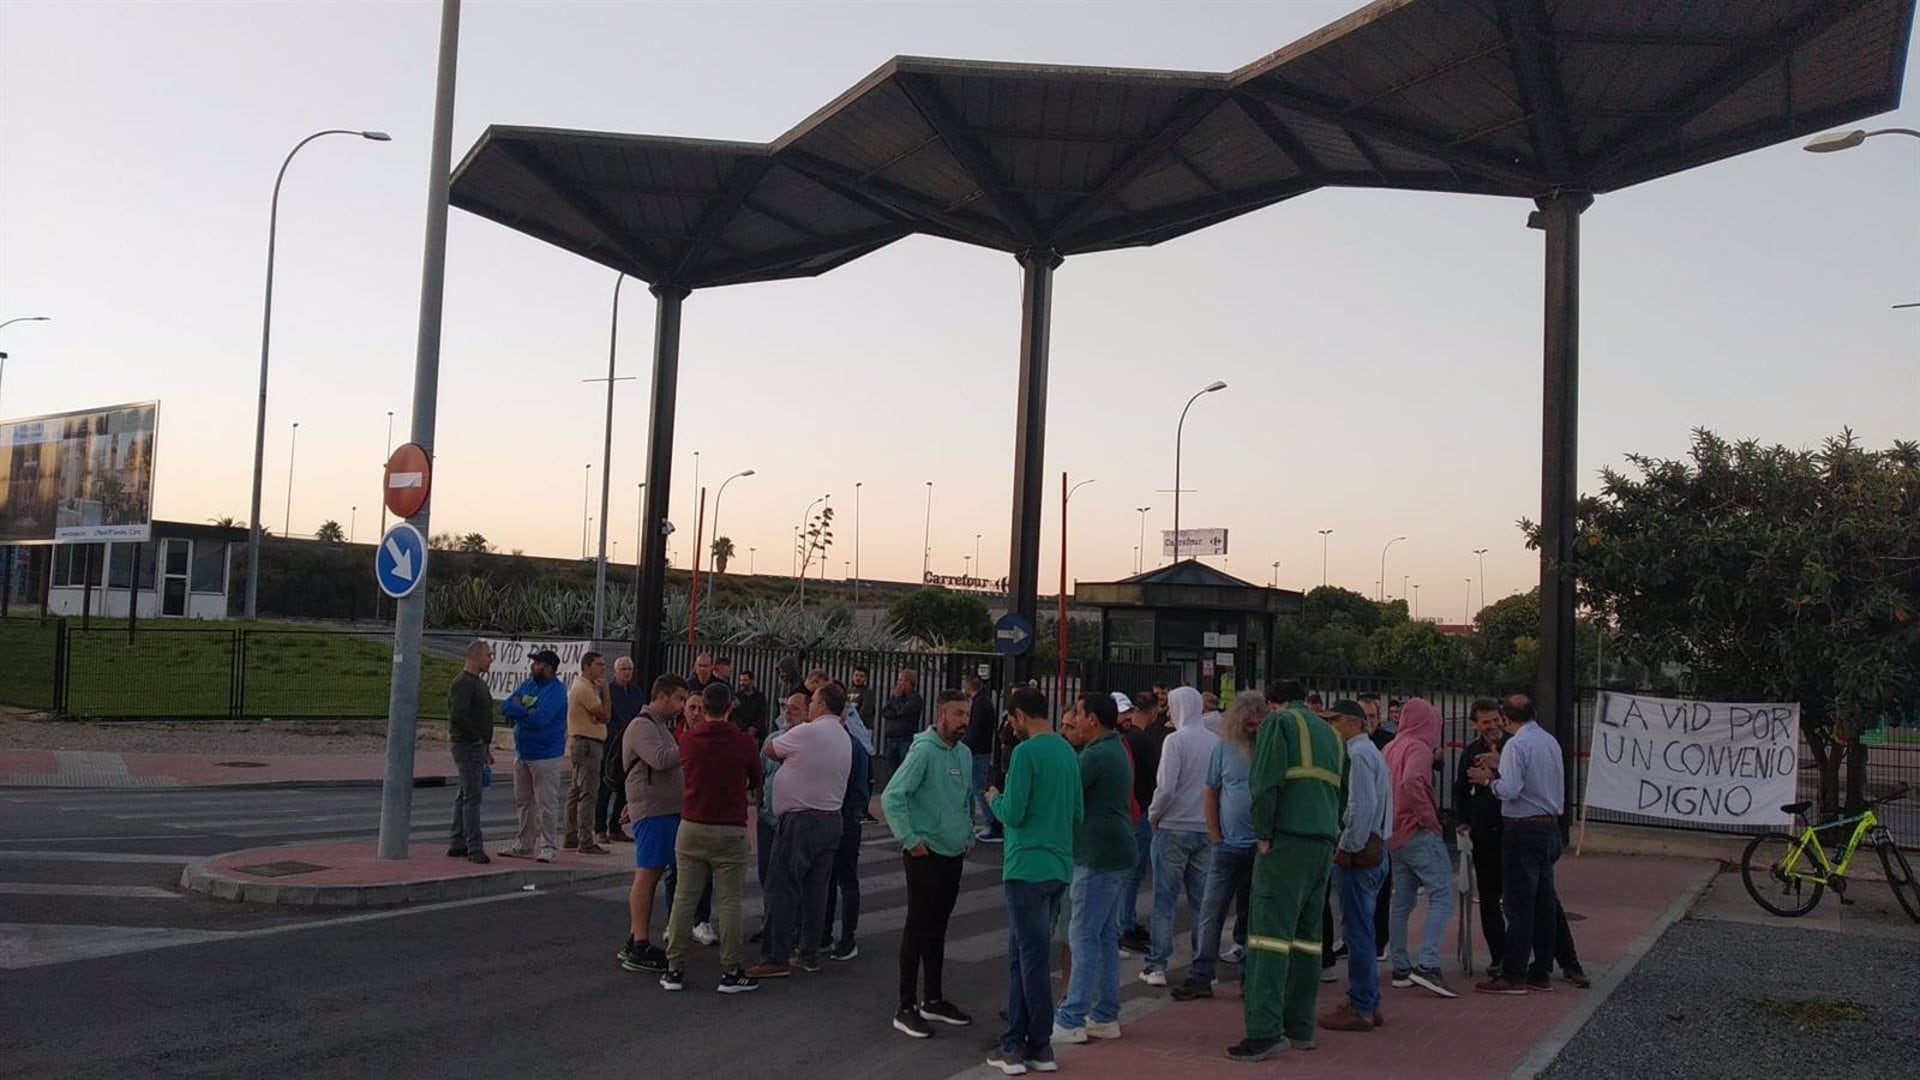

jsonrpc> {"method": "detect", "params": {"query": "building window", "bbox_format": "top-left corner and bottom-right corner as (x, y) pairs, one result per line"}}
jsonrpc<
(190, 541), (226, 594)
(1106, 610), (1154, 664)
(54, 545), (92, 588)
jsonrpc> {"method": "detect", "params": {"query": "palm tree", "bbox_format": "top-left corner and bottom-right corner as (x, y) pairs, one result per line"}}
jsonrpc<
(457, 532), (492, 554)
(711, 535), (736, 573)
(208, 515), (241, 528)
(314, 520), (345, 543)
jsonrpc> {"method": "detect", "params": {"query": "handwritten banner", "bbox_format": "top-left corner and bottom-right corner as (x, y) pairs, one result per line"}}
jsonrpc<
(1585, 691), (1800, 826)
(477, 638), (593, 700)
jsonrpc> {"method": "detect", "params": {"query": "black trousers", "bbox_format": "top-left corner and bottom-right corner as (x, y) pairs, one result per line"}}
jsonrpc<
(898, 851), (965, 1009)
(1499, 821), (1564, 981)
(1472, 827), (1581, 972)
(822, 813), (864, 947)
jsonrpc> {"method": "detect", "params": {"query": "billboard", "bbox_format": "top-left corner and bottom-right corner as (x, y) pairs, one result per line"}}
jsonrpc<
(1162, 527), (1229, 557)
(0, 402), (159, 544)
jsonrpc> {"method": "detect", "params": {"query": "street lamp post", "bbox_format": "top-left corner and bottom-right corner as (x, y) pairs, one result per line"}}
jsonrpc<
(377, 409), (394, 541)
(1412, 582), (1420, 620)
(587, 271), (635, 640)
(1378, 536), (1407, 602)
(0, 316), (50, 417)
(1134, 506), (1151, 572)
(283, 422), (300, 537)
(1472, 547), (1489, 616)
(1804, 127), (1920, 152)
(581, 463), (592, 559)
(922, 481), (934, 584)
(853, 481), (862, 606)
(1171, 380), (1227, 563)
(1317, 528), (1333, 588)
(1464, 577), (1473, 626)
(1270, 560), (1280, 587)
(974, 532), (982, 577)
(245, 128), (391, 621)
(707, 468), (755, 605)
(350, 505), (357, 544)
(1061, 476), (1095, 706)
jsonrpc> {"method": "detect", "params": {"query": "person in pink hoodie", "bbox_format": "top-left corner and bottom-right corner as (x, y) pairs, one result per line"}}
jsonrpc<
(1382, 698), (1457, 998)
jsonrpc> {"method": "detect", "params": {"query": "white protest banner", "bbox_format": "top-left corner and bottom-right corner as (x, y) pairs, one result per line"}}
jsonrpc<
(1585, 691), (1800, 827)
(479, 638), (594, 700)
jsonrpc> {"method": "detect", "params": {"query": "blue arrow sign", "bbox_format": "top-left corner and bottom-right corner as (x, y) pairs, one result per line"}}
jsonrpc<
(375, 522), (428, 599)
(993, 612), (1034, 657)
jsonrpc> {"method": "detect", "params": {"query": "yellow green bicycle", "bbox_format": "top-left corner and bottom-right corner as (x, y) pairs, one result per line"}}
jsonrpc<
(1740, 784), (1919, 921)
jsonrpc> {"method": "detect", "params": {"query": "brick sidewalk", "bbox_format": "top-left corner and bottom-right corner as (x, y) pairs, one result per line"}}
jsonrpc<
(0, 748), (452, 788)
(956, 854), (1714, 1079)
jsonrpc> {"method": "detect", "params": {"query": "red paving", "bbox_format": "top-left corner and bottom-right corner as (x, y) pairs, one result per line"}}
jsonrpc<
(1046, 854), (1711, 1079)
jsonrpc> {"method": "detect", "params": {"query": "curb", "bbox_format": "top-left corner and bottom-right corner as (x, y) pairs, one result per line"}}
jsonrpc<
(1506, 860), (1720, 1080)
(0, 776), (452, 793)
(180, 853), (628, 908)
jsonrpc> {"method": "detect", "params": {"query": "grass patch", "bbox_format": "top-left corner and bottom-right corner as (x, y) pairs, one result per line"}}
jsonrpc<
(1755, 996), (1869, 1032)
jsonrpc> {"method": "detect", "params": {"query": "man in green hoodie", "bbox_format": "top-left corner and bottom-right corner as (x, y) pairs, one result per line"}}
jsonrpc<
(882, 689), (977, 1039)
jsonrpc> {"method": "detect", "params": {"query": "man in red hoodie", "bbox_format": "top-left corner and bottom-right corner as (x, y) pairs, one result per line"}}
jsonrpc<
(1383, 698), (1457, 998)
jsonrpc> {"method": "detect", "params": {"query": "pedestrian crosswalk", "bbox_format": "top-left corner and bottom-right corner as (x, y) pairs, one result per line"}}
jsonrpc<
(0, 786), (521, 845)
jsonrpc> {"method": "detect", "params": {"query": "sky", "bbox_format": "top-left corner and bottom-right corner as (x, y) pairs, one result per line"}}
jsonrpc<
(2, 0), (1915, 619)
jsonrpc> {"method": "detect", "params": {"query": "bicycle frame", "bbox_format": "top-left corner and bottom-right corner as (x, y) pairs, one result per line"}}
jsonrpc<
(1780, 808), (1881, 881)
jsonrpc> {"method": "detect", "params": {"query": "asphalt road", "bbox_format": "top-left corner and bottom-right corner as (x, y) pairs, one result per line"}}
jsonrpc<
(0, 783), (1127, 1079)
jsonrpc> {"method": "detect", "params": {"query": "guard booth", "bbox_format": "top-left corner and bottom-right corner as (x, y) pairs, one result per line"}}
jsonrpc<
(1076, 560), (1303, 698)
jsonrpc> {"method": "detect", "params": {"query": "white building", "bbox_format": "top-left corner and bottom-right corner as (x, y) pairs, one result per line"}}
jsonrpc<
(44, 520), (246, 620)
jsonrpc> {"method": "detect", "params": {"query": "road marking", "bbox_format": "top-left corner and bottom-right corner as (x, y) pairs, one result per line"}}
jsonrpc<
(0, 834), (210, 843)
(0, 883), (183, 899)
(0, 850), (200, 865)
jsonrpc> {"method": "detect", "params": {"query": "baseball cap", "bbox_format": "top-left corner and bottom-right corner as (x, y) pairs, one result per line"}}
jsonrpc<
(1323, 699), (1367, 722)
(1110, 691), (1136, 714)
(528, 648), (561, 668)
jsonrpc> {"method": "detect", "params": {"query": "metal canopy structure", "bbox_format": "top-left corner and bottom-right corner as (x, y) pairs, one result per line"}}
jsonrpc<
(448, 0), (1915, 746)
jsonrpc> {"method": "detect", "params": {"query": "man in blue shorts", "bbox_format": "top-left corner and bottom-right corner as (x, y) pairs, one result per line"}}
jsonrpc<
(617, 673), (689, 975)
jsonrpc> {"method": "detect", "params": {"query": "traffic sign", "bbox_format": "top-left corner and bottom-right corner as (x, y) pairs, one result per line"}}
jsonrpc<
(383, 443), (432, 519)
(375, 522), (428, 599)
(994, 612), (1034, 657)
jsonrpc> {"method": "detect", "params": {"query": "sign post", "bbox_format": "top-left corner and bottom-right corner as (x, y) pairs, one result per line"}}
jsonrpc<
(994, 612), (1034, 657)
(1161, 527), (1229, 559)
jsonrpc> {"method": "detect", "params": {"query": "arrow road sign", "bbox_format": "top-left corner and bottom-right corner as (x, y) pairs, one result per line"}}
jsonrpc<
(375, 522), (428, 599)
(994, 612), (1034, 657)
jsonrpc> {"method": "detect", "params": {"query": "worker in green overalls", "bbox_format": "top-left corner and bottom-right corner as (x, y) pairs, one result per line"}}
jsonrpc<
(1230, 679), (1346, 1064)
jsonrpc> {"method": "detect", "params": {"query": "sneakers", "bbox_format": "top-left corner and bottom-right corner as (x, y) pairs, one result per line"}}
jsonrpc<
(496, 847), (534, 859)
(608, 827), (631, 843)
(1085, 1020), (1122, 1041)
(593, 831), (610, 845)
(1119, 927), (1151, 953)
(1562, 968), (1592, 989)
(1320, 965), (1339, 983)
(620, 942), (668, 974)
(717, 969), (760, 994)
(975, 830), (1005, 845)
(1138, 968), (1168, 987)
(659, 969), (685, 991)
(829, 941), (859, 961)
(1390, 969), (1414, 988)
(1474, 977), (1529, 995)
(919, 999), (973, 1026)
(986, 1048), (1027, 1075)
(1409, 967), (1458, 999)
(1051, 1024), (1087, 1045)
(744, 962), (791, 979)
(467, 852), (491, 865)
(1170, 980), (1214, 1001)
(692, 921), (719, 946)
(616, 936), (640, 964)
(1220, 943), (1246, 964)
(1318, 1001), (1376, 1033)
(792, 954), (822, 974)
(446, 846), (468, 858)
(894, 1007), (933, 1038)
(535, 849), (556, 864)
(1524, 974), (1556, 993)
(576, 842), (610, 856)
(1226, 1037), (1284, 1063)
(1027, 1046), (1058, 1072)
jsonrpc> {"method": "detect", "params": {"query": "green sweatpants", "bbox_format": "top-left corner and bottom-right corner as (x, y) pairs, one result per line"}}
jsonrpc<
(1242, 835), (1333, 1044)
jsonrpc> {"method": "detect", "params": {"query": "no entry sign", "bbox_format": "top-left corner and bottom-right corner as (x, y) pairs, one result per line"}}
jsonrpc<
(383, 443), (432, 519)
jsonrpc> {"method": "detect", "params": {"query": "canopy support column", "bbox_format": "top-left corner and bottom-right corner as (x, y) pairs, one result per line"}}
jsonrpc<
(634, 284), (688, 679)
(1005, 249), (1061, 694)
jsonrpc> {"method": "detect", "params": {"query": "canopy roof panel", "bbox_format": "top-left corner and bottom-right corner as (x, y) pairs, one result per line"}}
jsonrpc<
(1232, 0), (1916, 197)
(449, 125), (912, 290)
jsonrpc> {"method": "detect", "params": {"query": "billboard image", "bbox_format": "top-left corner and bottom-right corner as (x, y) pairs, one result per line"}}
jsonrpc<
(0, 401), (159, 544)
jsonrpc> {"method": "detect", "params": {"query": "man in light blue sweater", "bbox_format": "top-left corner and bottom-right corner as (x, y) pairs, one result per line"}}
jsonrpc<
(1142, 686), (1218, 985)
(1318, 699), (1393, 1032)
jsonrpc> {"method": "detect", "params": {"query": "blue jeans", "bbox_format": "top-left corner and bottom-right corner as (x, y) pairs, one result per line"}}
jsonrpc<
(970, 752), (993, 829)
(1189, 842), (1254, 986)
(1002, 878), (1065, 1056)
(1335, 860), (1389, 1016)
(1387, 830), (1455, 973)
(1146, 828), (1210, 972)
(1123, 817), (1152, 931)
(1055, 866), (1128, 1029)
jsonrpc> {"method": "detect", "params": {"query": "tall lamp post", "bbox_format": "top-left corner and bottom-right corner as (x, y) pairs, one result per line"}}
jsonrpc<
(283, 422), (300, 537)
(1464, 577), (1473, 626)
(1411, 582), (1420, 620)
(245, 128), (391, 621)
(1472, 547), (1489, 616)
(922, 480), (934, 583)
(587, 272), (635, 640)
(1378, 535), (1407, 602)
(377, 409), (395, 544)
(581, 463), (592, 559)
(1317, 528), (1333, 588)
(706, 468), (755, 605)
(853, 481), (862, 606)
(0, 316), (50, 417)
(1171, 380), (1227, 563)
(1060, 476), (1095, 706)
(1134, 506), (1151, 572)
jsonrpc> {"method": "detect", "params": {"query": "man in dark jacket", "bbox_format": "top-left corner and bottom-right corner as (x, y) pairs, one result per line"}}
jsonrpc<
(878, 668), (925, 769)
(597, 656), (647, 844)
(1454, 698), (1588, 986)
(1119, 689), (1171, 951)
(822, 683), (873, 961)
(733, 670), (771, 743)
(963, 676), (998, 837)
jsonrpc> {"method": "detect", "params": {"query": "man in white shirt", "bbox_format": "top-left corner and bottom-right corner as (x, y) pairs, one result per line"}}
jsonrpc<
(1141, 686), (1219, 985)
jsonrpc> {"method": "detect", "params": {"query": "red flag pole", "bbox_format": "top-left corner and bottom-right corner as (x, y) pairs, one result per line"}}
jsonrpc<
(1058, 471), (1068, 711)
(687, 487), (707, 650)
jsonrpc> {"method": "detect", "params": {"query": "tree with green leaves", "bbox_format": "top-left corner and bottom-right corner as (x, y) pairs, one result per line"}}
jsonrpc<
(888, 588), (991, 647)
(712, 536), (736, 574)
(457, 533), (492, 555)
(313, 520), (345, 544)
(1532, 429), (1920, 814)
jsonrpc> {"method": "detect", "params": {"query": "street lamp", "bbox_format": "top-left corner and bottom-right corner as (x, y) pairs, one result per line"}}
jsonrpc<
(922, 480), (934, 583)
(581, 463), (592, 559)
(853, 481), (863, 604)
(1134, 506), (1151, 572)
(1317, 528), (1333, 588)
(1172, 380), (1227, 563)
(1472, 547), (1489, 616)
(588, 271), (636, 640)
(1803, 127), (1920, 152)
(283, 422), (300, 537)
(707, 468), (755, 604)
(1060, 475), (1096, 707)
(1378, 536), (1407, 602)
(350, 505), (357, 544)
(0, 316), (49, 417)
(1411, 582), (1420, 620)
(1464, 577), (1473, 626)
(245, 128), (390, 621)
(1270, 560), (1280, 587)
(974, 532), (983, 576)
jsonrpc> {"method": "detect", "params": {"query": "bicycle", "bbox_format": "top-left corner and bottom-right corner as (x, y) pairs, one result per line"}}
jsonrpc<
(1740, 784), (1920, 922)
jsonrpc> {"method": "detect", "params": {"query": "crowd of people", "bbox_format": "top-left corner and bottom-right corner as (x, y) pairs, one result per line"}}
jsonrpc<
(445, 643), (1582, 1072)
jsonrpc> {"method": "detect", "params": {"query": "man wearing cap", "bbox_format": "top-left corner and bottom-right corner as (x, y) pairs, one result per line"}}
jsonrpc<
(1318, 700), (1393, 1033)
(500, 648), (571, 862)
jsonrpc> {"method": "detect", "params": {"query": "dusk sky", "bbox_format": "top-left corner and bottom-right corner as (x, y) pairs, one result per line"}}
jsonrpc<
(3, 1), (1915, 616)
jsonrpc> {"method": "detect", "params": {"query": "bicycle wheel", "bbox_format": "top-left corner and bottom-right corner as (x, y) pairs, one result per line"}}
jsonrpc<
(1741, 833), (1824, 917)
(1877, 842), (1920, 923)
